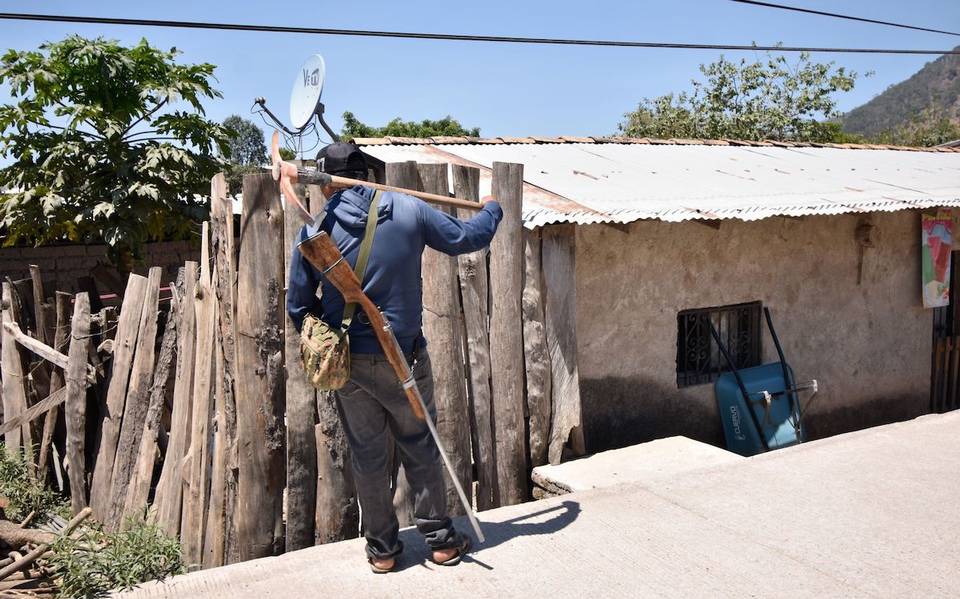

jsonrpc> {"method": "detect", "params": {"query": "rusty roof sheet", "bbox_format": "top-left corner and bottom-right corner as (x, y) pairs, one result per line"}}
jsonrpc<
(357, 138), (960, 228)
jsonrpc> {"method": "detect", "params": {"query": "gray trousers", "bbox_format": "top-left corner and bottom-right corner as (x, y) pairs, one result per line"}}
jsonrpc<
(335, 347), (462, 560)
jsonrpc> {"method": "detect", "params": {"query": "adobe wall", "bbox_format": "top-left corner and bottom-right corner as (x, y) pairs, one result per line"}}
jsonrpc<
(575, 210), (929, 452)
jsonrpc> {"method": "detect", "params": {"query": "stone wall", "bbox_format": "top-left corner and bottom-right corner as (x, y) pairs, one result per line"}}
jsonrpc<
(575, 210), (929, 453)
(0, 240), (198, 294)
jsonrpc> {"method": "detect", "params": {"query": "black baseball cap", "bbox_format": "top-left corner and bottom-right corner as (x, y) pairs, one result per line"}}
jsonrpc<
(317, 142), (367, 178)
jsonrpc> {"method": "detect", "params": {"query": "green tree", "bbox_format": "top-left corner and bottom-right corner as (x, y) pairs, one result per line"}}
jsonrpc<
(619, 51), (859, 143)
(223, 114), (267, 165)
(341, 111), (480, 138)
(0, 35), (229, 265)
(870, 105), (960, 147)
(221, 115), (268, 195)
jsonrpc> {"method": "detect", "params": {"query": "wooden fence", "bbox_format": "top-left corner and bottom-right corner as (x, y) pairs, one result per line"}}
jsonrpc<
(0, 162), (585, 569)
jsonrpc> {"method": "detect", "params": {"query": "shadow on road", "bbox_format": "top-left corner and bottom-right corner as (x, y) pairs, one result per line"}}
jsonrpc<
(395, 499), (581, 571)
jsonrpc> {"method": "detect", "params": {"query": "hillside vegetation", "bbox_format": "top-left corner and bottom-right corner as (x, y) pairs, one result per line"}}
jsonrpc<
(842, 48), (960, 139)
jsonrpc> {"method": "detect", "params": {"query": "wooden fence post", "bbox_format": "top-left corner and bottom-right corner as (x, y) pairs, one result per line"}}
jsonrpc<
(1, 282), (30, 455)
(284, 182), (318, 551)
(523, 228), (552, 468)
(489, 162), (528, 505)
(153, 263), (197, 538)
(384, 161), (420, 526)
(38, 291), (71, 483)
(542, 224), (586, 463)
(235, 172), (286, 560)
(64, 292), (91, 514)
(307, 184), (360, 545)
(182, 223), (217, 566)
(105, 267), (162, 530)
(452, 165), (497, 510)
(205, 173), (240, 567)
(122, 274), (181, 523)
(418, 163), (472, 515)
(89, 275), (147, 520)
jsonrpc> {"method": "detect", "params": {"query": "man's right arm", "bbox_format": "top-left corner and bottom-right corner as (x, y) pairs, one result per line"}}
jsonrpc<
(286, 226), (324, 332)
(419, 198), (504, 256)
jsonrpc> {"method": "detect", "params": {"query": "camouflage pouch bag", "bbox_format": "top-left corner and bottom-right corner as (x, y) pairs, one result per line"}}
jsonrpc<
(300, 314), (351, 390)
(299, 190), (382, 391)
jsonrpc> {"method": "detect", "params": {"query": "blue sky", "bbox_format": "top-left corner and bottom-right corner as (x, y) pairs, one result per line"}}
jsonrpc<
(1, 0), (958, 149)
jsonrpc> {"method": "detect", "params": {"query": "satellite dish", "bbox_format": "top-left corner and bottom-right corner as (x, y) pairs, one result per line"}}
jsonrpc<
(289, 54), (326, 130)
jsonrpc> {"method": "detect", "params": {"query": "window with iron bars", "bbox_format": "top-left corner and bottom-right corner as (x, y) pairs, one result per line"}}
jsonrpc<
(676, 301), (763, 388)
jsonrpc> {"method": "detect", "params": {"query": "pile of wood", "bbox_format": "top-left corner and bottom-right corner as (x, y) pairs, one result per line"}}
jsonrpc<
(0, 502), (92, 597)
(0, 162), (587, 573)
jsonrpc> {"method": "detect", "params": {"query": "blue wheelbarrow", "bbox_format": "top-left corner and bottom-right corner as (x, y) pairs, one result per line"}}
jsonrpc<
(711, 308), (818, 457)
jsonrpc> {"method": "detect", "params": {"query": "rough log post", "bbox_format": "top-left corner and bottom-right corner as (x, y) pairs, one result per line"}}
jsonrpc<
(89, 276), (147, 520)
(27, 266), (48, 346)
(105, 267), (162, 530)
(418, 163), (471, 515)
(182, 223), (217, 566)
(383, 161), (419, 526)
(542, 224), (586, 463)
(152, 263), (197, 537)
(284, 181), (318, 551)
(1, 282), (30, 454)
(122, 274), (181, 525)
(38, 292), (71, 484)
(489, 161), (528, 505)
(204, 173), (240, 567)
(452, 165), (496, 510)
(64, 292), (91, 514)
(308, 184), (360, 545)
(236, 172), (286, 560)
(522, 228), (552, 468)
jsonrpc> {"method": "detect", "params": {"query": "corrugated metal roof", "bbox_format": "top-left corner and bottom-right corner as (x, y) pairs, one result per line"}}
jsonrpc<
(358, 138), (960, 228)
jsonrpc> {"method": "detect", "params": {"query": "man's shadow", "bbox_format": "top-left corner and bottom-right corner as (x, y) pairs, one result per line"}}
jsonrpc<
(394, 499), (581, 571)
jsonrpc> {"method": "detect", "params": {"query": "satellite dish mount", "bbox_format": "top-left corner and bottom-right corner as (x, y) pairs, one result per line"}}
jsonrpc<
(253, 54), (340, 143)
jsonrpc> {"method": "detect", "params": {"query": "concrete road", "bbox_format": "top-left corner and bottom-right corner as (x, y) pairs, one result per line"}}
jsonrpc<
(118, 412), (960, 599)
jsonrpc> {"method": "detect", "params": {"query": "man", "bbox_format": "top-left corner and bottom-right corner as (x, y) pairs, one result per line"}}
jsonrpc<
(286, 142), (502, 573)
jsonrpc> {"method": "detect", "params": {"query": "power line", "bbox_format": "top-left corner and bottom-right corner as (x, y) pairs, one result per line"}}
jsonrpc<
(729, 0), (960, 37)
(0, 12), (958, 55)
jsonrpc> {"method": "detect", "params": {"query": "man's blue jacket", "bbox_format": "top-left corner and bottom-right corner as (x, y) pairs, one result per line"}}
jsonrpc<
(286, 185), (503, 354)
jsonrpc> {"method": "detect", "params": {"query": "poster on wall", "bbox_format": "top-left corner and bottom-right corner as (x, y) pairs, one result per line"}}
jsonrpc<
(922, 210), (953, 308)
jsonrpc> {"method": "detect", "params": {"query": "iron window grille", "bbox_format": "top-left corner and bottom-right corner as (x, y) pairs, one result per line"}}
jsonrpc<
(677, 301), (763, 388)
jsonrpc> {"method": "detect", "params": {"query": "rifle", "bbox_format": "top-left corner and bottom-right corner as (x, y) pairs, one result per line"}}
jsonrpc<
(273, 132), (486, 543)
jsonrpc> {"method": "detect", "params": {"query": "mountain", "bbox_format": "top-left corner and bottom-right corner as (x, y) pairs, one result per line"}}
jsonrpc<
(842, 47), (960, 137)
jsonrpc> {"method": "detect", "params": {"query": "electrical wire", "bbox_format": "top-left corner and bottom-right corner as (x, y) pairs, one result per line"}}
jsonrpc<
(729, 0), (960, 38)
(0, 12), (958, 55)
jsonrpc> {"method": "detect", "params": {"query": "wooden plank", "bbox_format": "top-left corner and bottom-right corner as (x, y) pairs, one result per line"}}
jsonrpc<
(522, 228), (552, 468)
(182, 223), (217, 566)
(307, 184), (359, 545)
(105, 267), (162, 529)
(28, 266), (48, 345)
(152, 263), (197, 538)
(121, 273), (181, 525)
(417, 162), (471, 515)
(283, 180), (318, 551)
(383, 161), (419, 526)
(488, 162), (529, 505)
(235, 172), (286, 560)
(64, 292), (91, 514)
(38, 291), (70, 483)
(2, 322), (96, 381)
(542, 225), (586, 463)
(89, 275), (147, 520)
(0, 387), (66, 436)
(452, 164), (496, 511)
(1, 282), (30, 454)
(204, 173), (240, 567)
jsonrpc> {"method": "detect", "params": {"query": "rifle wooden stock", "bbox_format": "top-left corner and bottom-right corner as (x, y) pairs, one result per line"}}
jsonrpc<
(297, 231), (426, 421)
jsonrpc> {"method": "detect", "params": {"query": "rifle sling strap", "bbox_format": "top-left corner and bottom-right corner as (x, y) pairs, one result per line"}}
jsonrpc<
(341, 190), (382, 332)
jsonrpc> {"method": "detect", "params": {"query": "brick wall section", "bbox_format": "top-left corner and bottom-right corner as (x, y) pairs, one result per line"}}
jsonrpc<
(0, 240), (199, 294)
